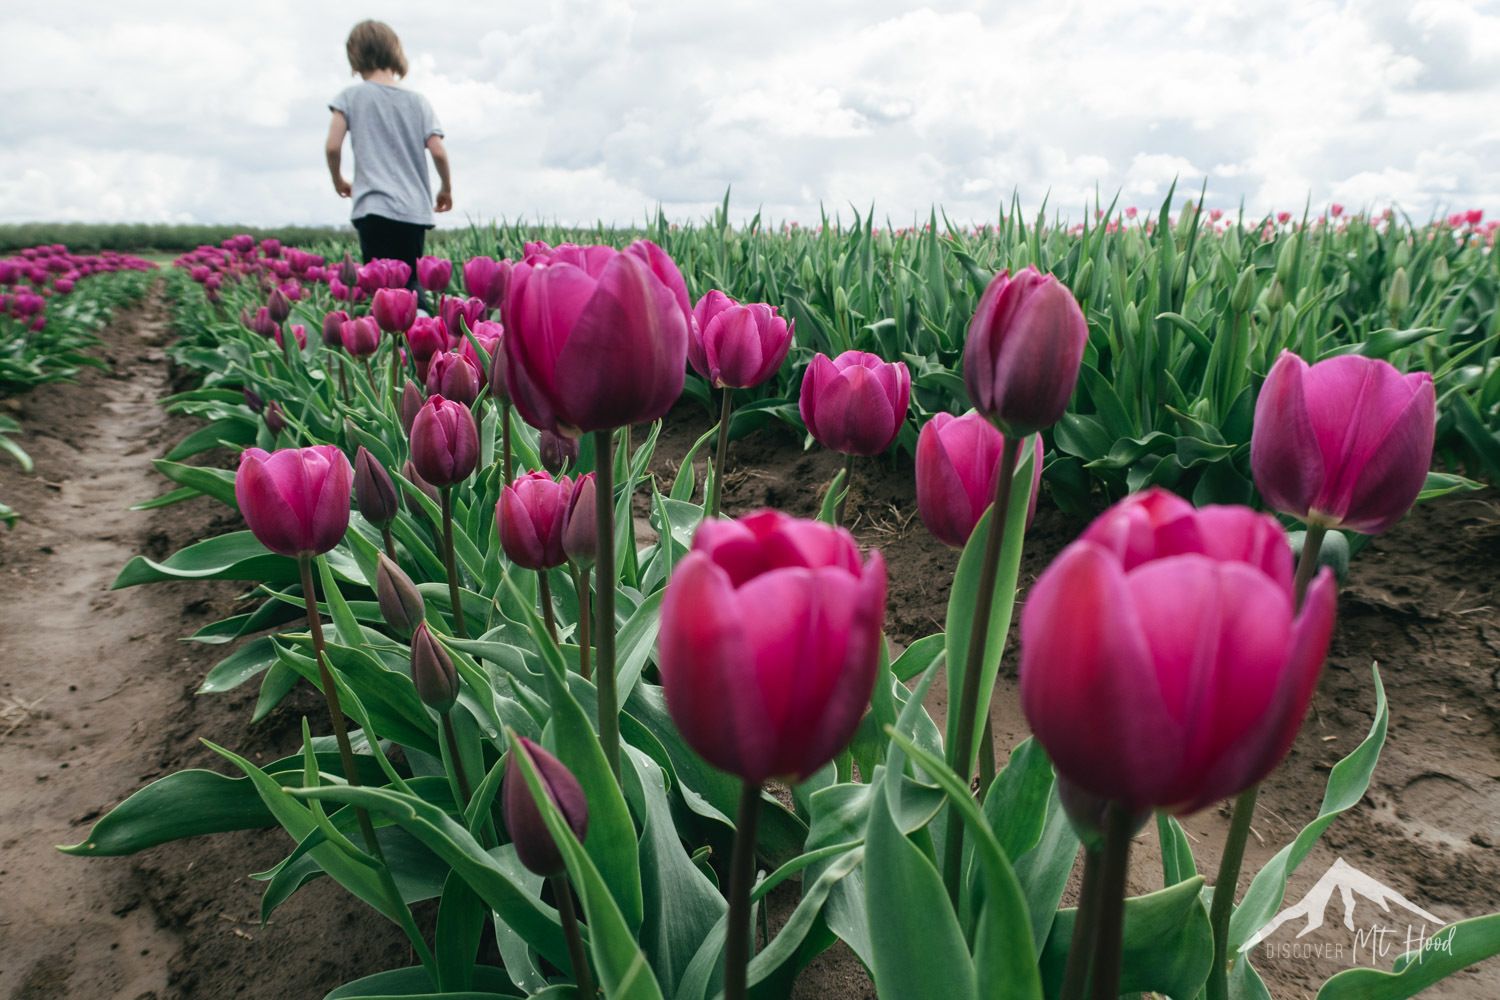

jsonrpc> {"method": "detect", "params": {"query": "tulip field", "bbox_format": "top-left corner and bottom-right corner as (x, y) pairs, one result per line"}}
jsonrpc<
(4, 200), (1500, 1000)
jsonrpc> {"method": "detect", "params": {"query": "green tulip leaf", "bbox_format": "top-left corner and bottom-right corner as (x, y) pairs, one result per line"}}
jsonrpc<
(1316, 913), (1500, 1000)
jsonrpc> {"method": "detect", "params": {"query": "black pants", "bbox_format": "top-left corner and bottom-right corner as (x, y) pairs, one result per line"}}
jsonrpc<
(353, 214), (428, 289)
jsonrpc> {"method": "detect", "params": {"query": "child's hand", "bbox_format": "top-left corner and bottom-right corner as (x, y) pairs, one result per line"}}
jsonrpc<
(436, 187), (453, 213)
(334, 176), (353, 198)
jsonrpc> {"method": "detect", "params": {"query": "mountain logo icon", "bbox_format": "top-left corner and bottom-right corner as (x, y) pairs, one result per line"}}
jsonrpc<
(1240, 857), (1444, 952)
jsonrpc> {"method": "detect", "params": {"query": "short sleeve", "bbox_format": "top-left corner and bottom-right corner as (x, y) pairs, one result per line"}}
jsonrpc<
(328, 86), (353, 121)
(422, 96), (444, 139)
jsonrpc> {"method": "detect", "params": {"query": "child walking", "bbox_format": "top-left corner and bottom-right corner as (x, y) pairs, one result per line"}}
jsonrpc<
(325, 20), (452, 283)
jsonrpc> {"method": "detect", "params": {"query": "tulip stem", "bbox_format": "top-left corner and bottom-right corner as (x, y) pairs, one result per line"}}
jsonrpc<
(501, 400), (514, 485)
(572, 563), (593, 682)
(440, 487), (468, 639)
(710, 388), (733, 518)
(833, 453), (856, 527)
(977, 717), (998, 797)
(1058, 848), (1105, 1000)
(537, 570), (558, 645)
(381, 525), (396, 561)
(592, 429), (621, 780)
(1090, 803), (1135, 1000)
(942, 434), (1022, 906)
(298, 555), (437, 982)
(362, 358), (379, 396)
(1294, 522), (1328, 608)
(551, 874), (595, 999)
(441, 711), (474, 805)
(338, 358), (350, 401)
(725, 781), (763, 1000)
(1207, 785), (1259, 1000)
(389, 336), (402, 408)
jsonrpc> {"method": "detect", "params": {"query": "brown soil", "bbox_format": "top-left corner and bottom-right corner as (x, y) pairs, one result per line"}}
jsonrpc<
(2, 302), (1496, 999)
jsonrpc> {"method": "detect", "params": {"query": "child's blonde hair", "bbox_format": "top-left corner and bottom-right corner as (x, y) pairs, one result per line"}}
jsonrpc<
(346, 20), (408, 77)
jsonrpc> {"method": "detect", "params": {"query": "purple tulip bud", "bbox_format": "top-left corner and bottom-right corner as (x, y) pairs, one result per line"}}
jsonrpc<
(410, 395), (479, 487)
(400, 380), (425, 436)
(463, 256), (510, 310)
(264, 400), (286, 437)
(503, 736), (589, 877)
(403, 458), (441, 507)
(249, 306), (278, 338)
(425, 351), (483, 406)
(411, 622), (459, 713)
(441, 296), (488, 345)
(234, 446), (352, 557)
(242, 386), (265, 413)
(267, 286), (291, 324)
(372, 287), (418, 335)
(798, 351), (911, 456)
(417, 256), (453, 293)
(561, 473), (597, 565)
(338, 254), (359, 288)
(963, 267), (1087, 435)
(539, 430), (578, 474)
(497, 472), (572, 570)
(407, 316), (449, 365)
(341, 317), (381, 358)
(354, 447), (399, 527)
(322, 309), (351, 348)
(376, 552), (424, 637)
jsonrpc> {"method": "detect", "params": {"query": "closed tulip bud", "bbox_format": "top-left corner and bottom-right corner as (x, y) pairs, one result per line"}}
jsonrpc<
(497, 471), (572, 570)
(440, 296), (487, 345)
(1431, 255), (1449, 283)
(1265, 276), (1286, 312)
(561, 473), (597, 565)
(338, 254), (359, 288)
(322, 309), (351, 347)
(916, 412), (1042, 548)
(1020, 489), (1337, 815)
(400, 380), (425, 435)
(462, 256), (510, 310)
(234, 446), (352, 557)
(963, 267), (1087, 436)
(1275, 236), (1298, 286)
(1231, 266), (1257, 313)
(539, 429), (578, 473)
(459, 320), (503, 373)
(403, 458), (441, 507)
(406, 317), (449, 365)
(372, 287), (418, 334)
(242, 386), (265, 413)
(659, 511), (887, 783)
(798, 350), (911, 456)
(504, 241), (690, 435)
(1387, 267), (1410, 316)
(410, 622), (459, 713)
(1251, 352), (1435, 535)
(690, 294), (793, 389)
(376, 553), (424, 637)
(410, 395), (479, 487)
(416, 256), (453, 293)
(425, 351), (483, 406)
(503, 737), (589, 877)
(340, 317), (381, 358)
(1072, 258), (1094, 299)
(267, 286), (291, 324)
(250, 306), (278, 338)
(264, 400), (286, 436)
(354, 446), (399, 526)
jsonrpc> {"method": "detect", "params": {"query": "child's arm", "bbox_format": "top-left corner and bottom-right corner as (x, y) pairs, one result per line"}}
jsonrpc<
(325, 112), (352, 198)
(427, 135), (452, 212)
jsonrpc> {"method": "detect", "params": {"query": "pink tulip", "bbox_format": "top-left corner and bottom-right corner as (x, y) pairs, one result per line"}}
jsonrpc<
(425, 351), (483, 405)
(441, 296), (488, 344)
(658, 510), (887, 783)
(248, 306), (278, 338)
(503, 736), (589, 877)
(407, 316), (449, 365)
(417, 256), (453, 293)
(275, 323), (307, 352)
(234, 445), (352, 557)
(497, 471), (573, 570)
(798, 351), (911, 456)
(690, 292), (792, 389)
(1251, 352), (1435, 535)
(504, 241), (690, 435)
(340, 317), (381, 358)
(916, 411), (1042, 548)
(372, 287), (417, 334)
(963, 267), (1087, 435)
(463, 256), (511, 310)
(358, 258), (411, 292)
(1020, 489), (1336, 815)
(409, 395), (479, 487)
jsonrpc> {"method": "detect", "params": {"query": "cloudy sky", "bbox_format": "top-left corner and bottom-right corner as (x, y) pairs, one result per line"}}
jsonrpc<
(2, 0), (1497, 228)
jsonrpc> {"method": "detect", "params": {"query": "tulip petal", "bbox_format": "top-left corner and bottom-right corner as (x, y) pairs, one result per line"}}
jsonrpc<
(1251, 352), (1324, 520)
(1315, 367), (1435, 534)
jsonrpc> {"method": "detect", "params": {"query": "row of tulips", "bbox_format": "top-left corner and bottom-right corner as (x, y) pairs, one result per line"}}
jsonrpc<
(69, 225), (1497, 1000)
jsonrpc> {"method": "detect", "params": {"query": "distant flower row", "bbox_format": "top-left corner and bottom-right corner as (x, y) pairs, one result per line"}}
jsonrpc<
(0, 245), (156, 330)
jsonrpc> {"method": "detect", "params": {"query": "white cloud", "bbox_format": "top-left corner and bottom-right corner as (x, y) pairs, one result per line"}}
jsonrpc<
(0, 0), (1497, 228)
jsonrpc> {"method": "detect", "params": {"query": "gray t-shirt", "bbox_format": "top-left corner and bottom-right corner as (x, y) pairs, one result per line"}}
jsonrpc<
(329, 81), (444, 226)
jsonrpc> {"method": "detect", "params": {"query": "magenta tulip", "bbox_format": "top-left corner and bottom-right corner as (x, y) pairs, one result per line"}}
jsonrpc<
(425, 351), (483, 406)
(1251, 351), (1435, 535)
(441, 296), (487, 344)
(249, 306), (278, 338)
(963, 267), (1087, 435)
(234, 445), (352, 557)
(354, 446), (399, 527)
(372, 287), (418, 334)
(916, 411), (1042, 548)
(497, 471), (572, 570)
(275, 323), (306, 352)
(539, 430), (578, 474)
(417, 256), (453, 293)
(410, 395), (479, 487)
(504, 241), (690, 435)
(561, 473), (597, 565)
(267, 286), (291, 324)
(690, 293), (792, 389)
(407, 316), (449, 365)
(1019, 488), (1337, 815)
(463, 256), (510, 310)
(503, 737), (589, 878)
(322, 309), (350, 347)
(341, 317), (381, 358)
(400, 380), (425, 435)
(798, 351), (911, 456)
(658, 510), (887, 783)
